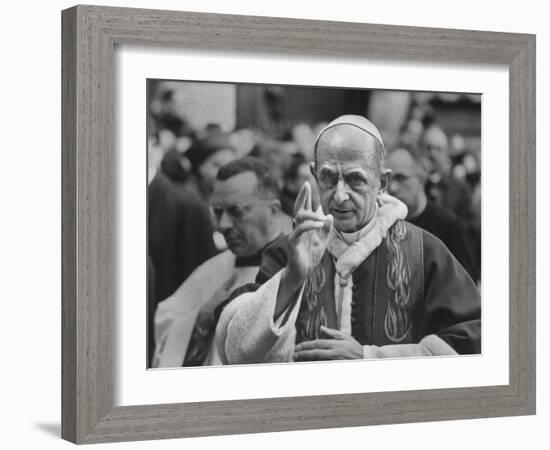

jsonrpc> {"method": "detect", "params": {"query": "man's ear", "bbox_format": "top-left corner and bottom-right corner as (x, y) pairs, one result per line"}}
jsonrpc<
(379, 169), (393, 194)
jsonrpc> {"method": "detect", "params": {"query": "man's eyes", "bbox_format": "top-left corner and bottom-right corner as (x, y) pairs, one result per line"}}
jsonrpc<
(227, 205), (247, 219)
(344, 173), (368, 188)
(211, 205), (247, 221)
(318, 171), (370, 191)
(319, 170), (338, 187)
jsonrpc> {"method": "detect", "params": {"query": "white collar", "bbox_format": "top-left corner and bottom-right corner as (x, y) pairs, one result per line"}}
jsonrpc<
(333, 203), (379, 247)
(327, 194), (408, 281)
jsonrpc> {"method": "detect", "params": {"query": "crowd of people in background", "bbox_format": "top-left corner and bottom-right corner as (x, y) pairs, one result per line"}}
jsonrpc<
(147, 85), (482, 367)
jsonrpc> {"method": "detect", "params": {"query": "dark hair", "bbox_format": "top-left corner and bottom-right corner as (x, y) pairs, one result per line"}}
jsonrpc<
(284, 152), (307, 182)
(216, 157), (280, 199)
(185, 133), (235, 171)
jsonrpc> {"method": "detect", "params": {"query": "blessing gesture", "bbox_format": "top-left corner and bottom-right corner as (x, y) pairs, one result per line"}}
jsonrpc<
(287, 181), (334, 283)
(274, 182), (333, 319)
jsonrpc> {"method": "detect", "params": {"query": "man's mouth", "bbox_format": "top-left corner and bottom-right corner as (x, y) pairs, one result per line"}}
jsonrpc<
(224, 234), (242, 245)
(331, 208), (354, 217)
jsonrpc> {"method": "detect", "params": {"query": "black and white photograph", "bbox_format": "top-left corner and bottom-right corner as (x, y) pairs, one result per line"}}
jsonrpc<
(3, 0), (545, 447)
(147, 80), (482, 369)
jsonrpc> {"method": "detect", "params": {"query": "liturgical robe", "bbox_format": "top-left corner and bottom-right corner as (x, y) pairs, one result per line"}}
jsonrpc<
(153, 250), (259, 367)
(215, 220), (481, 365)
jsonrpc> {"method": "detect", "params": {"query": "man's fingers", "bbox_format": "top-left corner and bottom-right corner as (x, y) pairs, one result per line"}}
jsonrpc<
(290, 220), (325, 242)
(293, 349), (335, 361)
(295, 210), (326, 225)
(304, 181), (312, 211)
(294, 339), (337, 352)
(319, 325), (345, 340)
(293, 182), (311, 216)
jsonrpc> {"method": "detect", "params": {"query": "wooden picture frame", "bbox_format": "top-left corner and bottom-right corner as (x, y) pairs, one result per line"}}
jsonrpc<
(61, 4), (536, 444)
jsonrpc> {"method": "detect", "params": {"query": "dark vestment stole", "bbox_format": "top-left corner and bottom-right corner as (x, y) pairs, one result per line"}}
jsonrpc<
(411, 202), (479, 283)
(294, 220), (424, 347)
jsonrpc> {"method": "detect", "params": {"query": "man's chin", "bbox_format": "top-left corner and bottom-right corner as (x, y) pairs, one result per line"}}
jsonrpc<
(228, 241), (255, 258)
(227, 242), (244, 254)
(333, 218), (360, 233)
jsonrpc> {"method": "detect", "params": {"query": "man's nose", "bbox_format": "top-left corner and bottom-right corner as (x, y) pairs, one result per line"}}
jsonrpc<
(333, 179), (350, 204)
(218, 210), (234, 230)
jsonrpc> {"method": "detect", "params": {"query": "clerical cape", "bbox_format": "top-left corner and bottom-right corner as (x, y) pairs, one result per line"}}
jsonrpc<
(152, 250), (259, 367)
(215, 220), (481, 365)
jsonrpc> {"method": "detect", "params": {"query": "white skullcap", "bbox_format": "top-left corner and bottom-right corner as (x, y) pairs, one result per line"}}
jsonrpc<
(313, 114), (385, 153)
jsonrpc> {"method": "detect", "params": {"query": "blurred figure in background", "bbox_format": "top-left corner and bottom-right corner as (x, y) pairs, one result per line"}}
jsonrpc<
(250, 138), (296, 184)
(183, 130), (239, 251)
(148, 88), (195, 184)
(148, 169), (217, 304)
(185, 131), (238, 203)
(422, 125), (473, 222)
(386, 147), (479, 283)
(261, 86), (290, 140)
(229, 128), (258, 159)
(153, 157), (287, 367)
(448, 134), (482, 280)
(147, 102), (222, 366)
(148, 153), (218, 366)
(148, 124), (231, 302)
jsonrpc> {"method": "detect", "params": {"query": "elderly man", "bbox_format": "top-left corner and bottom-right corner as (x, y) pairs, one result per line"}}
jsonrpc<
(216, 115), (480, 364)
(386, 147), (479, 283)
(152, 157), (288, 367)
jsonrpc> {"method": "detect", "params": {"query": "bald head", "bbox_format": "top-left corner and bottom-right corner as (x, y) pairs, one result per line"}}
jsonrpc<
(422, 125), (451, 175)
(386, 148), (427, 181)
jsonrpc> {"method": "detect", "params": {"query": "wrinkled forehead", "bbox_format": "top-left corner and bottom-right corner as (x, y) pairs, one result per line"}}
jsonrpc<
(316, 125), (380, 169)
(210, 172), (260, 204)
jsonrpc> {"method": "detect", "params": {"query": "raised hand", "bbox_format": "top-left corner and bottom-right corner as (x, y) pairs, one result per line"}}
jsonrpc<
(286, 181), (334, 284)
(273, 182), (333, 320)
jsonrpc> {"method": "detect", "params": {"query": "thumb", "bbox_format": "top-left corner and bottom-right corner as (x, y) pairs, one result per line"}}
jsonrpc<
(319, 325), (344, 340)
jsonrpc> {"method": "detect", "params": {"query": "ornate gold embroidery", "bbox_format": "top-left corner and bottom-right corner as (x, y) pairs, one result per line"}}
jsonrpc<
(298, 263), (327, 342)
(384, 221), (412, 343)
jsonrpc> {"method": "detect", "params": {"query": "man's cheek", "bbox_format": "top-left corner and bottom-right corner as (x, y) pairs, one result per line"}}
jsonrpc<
(319, 193), (331, 210)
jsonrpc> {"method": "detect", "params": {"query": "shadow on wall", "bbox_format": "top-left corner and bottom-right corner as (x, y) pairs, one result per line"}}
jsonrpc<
(35, 423), (60, 438)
